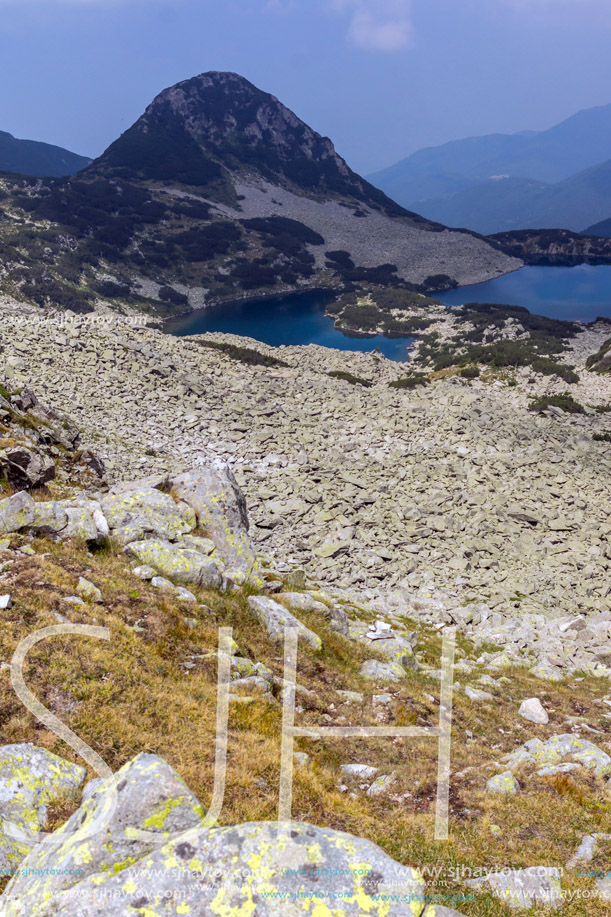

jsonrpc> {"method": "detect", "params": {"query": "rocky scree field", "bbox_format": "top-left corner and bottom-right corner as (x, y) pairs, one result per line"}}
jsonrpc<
(0, 290), (609, 913)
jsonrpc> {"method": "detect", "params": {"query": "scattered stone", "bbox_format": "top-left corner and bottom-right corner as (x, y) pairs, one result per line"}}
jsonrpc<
(486, 771), (520, 795)
(247, 595), (321, 650)
(76, 577), (102, 604)
(360, 659), (405, 682)
(0, 595), (11, 610)
(518, 697), (549, 725)
(367, 774), (395, 796)
(340, 764), (378, 779)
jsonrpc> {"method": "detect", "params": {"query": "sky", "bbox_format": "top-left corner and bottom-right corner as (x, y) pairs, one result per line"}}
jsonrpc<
(0, 0), (611, 174)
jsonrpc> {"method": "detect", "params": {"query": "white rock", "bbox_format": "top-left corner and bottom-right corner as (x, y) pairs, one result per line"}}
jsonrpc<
(519, 697), (549, 725)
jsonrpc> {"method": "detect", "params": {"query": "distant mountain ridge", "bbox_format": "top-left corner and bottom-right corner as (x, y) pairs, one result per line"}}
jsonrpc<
(0, 130), (90, 178)
(584, 217), (611, 238)
(368, 103), (611, 234)
(412, 159), (611, 235)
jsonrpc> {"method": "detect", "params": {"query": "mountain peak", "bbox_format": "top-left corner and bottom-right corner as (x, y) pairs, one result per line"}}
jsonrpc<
(93, 70), (406, 214)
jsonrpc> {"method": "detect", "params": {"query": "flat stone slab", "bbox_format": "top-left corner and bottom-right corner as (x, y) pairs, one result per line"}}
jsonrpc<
(247, 596), (321, 650)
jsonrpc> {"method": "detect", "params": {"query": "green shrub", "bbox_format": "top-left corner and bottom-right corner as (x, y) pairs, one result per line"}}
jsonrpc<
(326, 370), (372, 387)
(389, 374), (429, 389)
(195, 340), (288, 368)
(460, 366), (480, 379)
(593, 432), (611, 442)
(529, 393), (585, 414)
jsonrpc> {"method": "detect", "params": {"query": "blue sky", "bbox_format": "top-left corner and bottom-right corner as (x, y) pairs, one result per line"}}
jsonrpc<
(1, 0), (610, 173)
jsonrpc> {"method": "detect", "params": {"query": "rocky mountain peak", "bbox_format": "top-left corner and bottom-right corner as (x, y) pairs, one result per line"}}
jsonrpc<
(94, 71), (405, 211)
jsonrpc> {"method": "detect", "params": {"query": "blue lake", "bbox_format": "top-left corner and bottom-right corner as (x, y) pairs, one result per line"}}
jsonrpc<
(436, 264), (611, 322)
(165, 265), (611, 361)
(165, 290), (414, 362)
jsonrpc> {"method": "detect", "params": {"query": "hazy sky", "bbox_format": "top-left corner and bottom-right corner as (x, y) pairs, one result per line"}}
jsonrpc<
(1, 0), (610, 173)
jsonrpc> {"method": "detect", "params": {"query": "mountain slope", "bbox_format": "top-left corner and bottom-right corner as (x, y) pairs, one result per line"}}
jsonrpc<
(584, 216), (611, 237)
(0, 72), (519, 315)
(368, 102), (611, 207)
(0, 129), (90, 177)
(413, 158), (611, 234)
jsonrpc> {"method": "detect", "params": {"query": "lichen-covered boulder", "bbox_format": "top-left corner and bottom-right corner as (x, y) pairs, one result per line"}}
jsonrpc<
(0, 744), (86, 874)
(352, 620), (419, 671)
(0, 492), (35, 534)
(486, 771), (520, 795)
(101, 485), (195, 546)
(0, 753), (207, 916)
(124, 538), (223, 589)
(247, 595), (321, 650)
(360, 659), (406, 682)
(466, 866), (562, 910)
(279, 592), (350, 636)
(60, 505), (99, 542)
(172, 465), (262, 586)
(502, 734), (611, 779)
(29, 501), (68, 535)
(2, 817), (427, 916)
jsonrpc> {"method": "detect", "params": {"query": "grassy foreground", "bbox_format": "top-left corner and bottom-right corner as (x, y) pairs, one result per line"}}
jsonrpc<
(0, 533), (609, 914)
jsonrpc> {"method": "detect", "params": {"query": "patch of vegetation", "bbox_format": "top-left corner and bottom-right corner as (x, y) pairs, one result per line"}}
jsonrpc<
(423, 273), (458, 291)
(389, 373), (430, 389)
(417, 303), (580, 381)
(242, 217), (324, 247)
(94, 280), (131, 299)
(195, 340), (289, 368)
(328, 262), (400, 286)
(326, 370), (372, 387)
(99, 119), (226, 189)
(586, 337), (611, 373)
(324, 250), (354, 270)
(332, 292), (435, 338)
(173, 222), (243, 260)
(529, 393), (585, 414)
(460, 365), (480, 379)
(593, 432), (611, 442)
(158, 286), (189, 307)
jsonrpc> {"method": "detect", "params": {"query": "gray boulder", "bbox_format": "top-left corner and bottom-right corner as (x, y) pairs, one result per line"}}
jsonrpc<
(0, 446), (55, 490)
(247, 595), (321, 650)
(101, 484), (195, 545)
(360, 659), (406, 682)
(0, 744), (86, 873)
(125, 538), (223, 589)
(502, 734), (611, 779)
(0, 492), (35, 534)
(2, 815), (427, 916)
(352, 620), (418, 670)
(172, 465), (261, 585)
(61, 505), (99, 542)
(0, 753), (206, 916)
(29, 501), (68, 535)
(279, 592), (350, 636)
